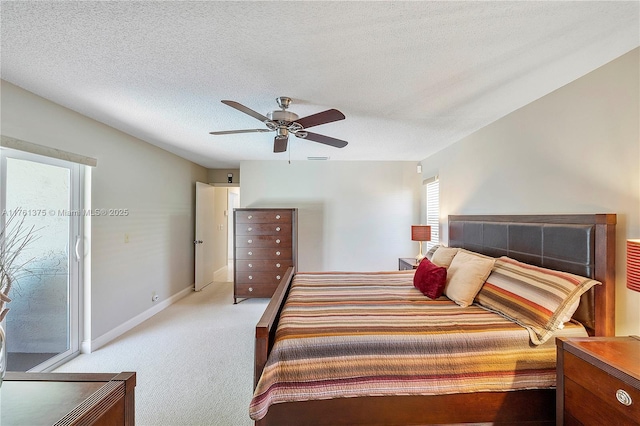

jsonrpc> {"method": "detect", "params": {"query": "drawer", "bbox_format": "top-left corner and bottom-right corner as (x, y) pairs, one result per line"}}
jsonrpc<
(235, 222), (292, 236)
(235, 260), (291, 272)
(235, 210), (292, 224)
(235, 283), (278, 298)
(235, 247), (292, 260)
(236, 271), (288, 287)
(235, 235), (292, 248)
(564, 352), (640, 421)
(565, 377), (638, 426)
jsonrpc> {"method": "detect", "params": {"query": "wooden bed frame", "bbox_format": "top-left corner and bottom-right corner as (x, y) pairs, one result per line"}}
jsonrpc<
(253, 214), (616, 425)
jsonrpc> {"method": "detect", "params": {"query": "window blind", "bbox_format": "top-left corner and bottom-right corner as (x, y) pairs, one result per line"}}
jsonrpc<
(425, 179), (439, 249)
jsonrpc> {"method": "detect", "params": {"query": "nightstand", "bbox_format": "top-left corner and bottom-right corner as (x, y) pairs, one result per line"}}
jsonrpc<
(399, 258), (419, 271)
(556, 336), (640, 425)
(2, 372), (136, 425)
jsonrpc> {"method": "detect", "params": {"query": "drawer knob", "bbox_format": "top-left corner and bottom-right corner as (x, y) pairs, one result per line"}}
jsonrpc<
(276, 275), (281, 280)
(248, 287), (253, 292)
(276, 251), (281, 256)
(276, 239), (281, 244)
(248, 239), (253, 244)
(247, 227), (252, 232)
(248, 215), (253, 219)
(248, 275), (253, 280)
(248, 251), (253, 256)
(275, 227), (281, 232)
(276, 214), (281, 219)
(616, 389), (633, 406)
(276, 263), (281, 268)
(248, 264), (253, 268)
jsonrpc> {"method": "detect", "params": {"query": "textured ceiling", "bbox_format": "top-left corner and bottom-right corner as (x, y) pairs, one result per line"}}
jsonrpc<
(1, 1), (638, 168)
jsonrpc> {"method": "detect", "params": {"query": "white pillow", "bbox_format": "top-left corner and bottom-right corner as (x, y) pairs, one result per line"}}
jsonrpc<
(430, 246), (459, 268)
(444, 250), (495, 307)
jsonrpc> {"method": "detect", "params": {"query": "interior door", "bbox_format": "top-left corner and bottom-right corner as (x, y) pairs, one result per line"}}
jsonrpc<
(194, 182), (215, 291)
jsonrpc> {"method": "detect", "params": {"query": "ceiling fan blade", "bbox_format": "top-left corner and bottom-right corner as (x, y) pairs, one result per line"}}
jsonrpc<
(273, 136), (288, 153)
(221, 100), (271, 123)
(298, 131), (348, 148)
(295, 109), (345, 129)
(209, 129), (271, 135)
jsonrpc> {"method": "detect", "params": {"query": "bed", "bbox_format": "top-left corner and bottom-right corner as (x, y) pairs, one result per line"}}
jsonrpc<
(251, 214), (616, 425)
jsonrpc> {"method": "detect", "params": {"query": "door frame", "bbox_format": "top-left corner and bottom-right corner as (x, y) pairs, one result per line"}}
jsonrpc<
(195, 182), (216, 291)
(0, 147), (84, 371)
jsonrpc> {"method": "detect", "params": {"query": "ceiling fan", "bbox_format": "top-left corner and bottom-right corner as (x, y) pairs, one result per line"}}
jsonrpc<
(210, 97), (348, 153)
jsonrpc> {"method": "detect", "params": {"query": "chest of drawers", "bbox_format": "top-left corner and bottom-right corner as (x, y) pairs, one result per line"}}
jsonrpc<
(233, 208), (297, 303)
(556, 336), (640, 425)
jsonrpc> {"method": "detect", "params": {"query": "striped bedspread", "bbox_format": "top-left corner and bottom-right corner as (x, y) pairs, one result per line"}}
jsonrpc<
(250, 271), (587, 421)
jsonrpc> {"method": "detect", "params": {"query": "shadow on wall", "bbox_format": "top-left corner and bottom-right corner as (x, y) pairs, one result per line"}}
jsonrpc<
(168, 212), (195, 295)
(246, 200), (325, 272)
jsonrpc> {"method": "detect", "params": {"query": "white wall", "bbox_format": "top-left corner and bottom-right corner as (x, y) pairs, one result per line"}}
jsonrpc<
(1, 80), (209, 345)
(212, 187), (230, 272)
(420, 48), (640, 336)
(240, 161), (423, 272)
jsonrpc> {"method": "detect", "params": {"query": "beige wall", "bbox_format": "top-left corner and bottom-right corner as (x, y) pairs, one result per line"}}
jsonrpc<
(212, 186), (230, 272)
(206, 169), (240, 272)
(240, 160), (423, 272)
(208, 168), (240, 184)
(1, 80), (209, 345)
(420, 48), (640, 336)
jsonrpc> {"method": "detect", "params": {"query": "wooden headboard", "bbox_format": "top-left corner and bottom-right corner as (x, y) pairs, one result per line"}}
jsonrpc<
(448, 214), (616, 336)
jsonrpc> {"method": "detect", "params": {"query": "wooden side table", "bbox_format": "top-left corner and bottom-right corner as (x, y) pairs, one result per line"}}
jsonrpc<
(556, 336), (640, 425)
(399, 258), (419, 271)
(1, 371), (136, 425)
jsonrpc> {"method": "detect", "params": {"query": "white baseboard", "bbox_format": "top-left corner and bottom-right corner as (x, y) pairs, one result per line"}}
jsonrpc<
(81, 339), (92, 354)
(84, 285), (194, 353)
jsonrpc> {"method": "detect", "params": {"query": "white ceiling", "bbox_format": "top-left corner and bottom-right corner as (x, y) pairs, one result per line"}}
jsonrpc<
(1, 1), (638, 169)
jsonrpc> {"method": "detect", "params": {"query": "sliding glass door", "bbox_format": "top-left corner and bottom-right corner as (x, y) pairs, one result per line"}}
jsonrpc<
(0, 148), (83, 371)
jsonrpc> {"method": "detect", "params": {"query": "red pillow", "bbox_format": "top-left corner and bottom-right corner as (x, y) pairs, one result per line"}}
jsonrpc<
(413, 258), (447, 299)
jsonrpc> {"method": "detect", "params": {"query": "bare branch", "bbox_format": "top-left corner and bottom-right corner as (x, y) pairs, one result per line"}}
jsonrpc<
(1, 214), (41, 311)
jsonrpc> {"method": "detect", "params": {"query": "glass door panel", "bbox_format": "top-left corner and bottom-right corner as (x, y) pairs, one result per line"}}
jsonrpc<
(1, 152), (81, 371)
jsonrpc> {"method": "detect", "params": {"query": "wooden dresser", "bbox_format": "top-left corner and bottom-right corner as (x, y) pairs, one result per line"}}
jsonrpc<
(233, 208), (297, 303)
(2, 371), (136, 425)
(556, 336), (640, 425)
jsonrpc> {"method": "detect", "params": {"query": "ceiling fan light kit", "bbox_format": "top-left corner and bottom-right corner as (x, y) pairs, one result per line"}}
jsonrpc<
(210, 97), (348, 154)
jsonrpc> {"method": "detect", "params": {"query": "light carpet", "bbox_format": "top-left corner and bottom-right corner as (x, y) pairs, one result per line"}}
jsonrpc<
(55, 278), (268, 426)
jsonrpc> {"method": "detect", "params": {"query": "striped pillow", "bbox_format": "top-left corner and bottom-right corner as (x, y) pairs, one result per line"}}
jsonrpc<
(475, 256), (599, 345)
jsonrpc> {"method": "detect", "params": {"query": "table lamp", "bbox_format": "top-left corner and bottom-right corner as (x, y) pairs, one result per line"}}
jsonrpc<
(411, 225), (431, 263)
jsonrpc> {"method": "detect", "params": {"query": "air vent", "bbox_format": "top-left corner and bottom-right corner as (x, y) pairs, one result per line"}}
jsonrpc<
(307, 156), (330, 161)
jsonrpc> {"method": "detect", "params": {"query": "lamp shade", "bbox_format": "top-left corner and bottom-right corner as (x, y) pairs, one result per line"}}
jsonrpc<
(627, 239), (640, 292)
(411, 225), (431, 242)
